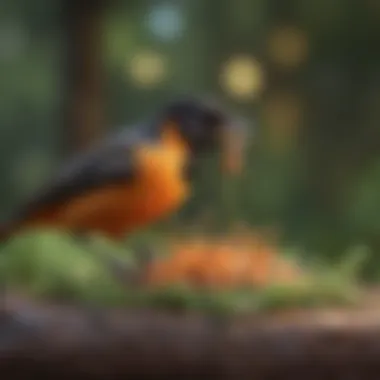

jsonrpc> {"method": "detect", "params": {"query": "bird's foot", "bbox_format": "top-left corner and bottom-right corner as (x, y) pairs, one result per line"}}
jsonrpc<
(131, 245), (155, 284)
(108, 245), (155, 287)
(91, 244), (155, 288)
(75, 233), (155, 289)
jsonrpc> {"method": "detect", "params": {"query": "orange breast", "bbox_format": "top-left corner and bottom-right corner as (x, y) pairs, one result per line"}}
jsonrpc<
(23, 135), (191, 238)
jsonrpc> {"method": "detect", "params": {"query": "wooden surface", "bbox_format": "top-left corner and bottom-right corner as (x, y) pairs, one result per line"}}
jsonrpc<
(1, 295), (380, 379)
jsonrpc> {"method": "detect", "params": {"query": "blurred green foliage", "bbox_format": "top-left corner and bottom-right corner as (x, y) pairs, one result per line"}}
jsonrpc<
(0, 230), (365, 312)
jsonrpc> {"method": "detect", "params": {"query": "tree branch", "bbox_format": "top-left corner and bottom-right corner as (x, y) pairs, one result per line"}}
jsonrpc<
(1, 298), (380, 379)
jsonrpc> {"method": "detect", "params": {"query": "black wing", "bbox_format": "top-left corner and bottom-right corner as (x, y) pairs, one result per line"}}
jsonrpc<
(16, 135), (139, 221)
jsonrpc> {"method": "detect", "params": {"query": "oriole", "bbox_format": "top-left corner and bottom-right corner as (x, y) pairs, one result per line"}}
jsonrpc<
(2, 98), (246, 243)
(0, 97), (246, 320)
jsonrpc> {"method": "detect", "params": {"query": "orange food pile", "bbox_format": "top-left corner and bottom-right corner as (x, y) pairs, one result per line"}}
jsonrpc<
(145, 232), (304, 289)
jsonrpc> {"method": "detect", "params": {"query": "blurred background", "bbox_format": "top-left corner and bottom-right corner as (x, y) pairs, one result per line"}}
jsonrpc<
(1, 0), (380, 279)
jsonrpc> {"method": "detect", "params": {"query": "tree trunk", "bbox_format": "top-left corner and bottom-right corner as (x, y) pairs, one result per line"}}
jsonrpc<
(61, 0), (106, 155)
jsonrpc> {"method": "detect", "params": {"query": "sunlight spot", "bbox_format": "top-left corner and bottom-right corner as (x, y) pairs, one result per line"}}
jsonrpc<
(220, 56), (264, 100)
(128, 50), (167, 88)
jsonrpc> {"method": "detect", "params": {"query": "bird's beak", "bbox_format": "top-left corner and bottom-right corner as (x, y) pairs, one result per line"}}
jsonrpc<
(221, 118), (248, 176)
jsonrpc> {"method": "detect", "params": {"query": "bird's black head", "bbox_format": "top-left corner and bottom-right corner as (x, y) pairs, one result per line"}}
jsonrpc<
(159, 97), (247, 174)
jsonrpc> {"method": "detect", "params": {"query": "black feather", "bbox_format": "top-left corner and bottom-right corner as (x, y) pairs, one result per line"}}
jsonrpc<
(15, 129), (143, 221)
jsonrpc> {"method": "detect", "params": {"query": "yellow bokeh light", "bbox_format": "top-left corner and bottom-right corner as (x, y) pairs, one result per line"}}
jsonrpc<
(128, 50), (167, 88)
(267, 26), (308, 69)
(220, 56), (264, 100)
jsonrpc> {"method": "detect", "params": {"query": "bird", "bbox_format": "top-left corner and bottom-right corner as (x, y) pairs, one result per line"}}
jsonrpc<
(0, 96), (247, 322)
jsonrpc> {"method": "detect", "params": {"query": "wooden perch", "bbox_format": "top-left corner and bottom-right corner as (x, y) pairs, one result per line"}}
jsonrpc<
(1, 297), (380, 379)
